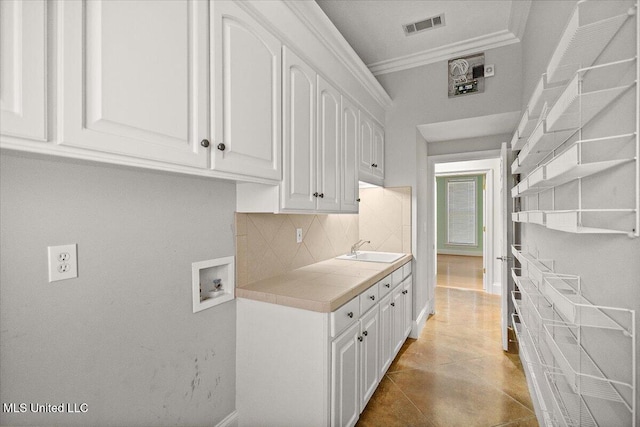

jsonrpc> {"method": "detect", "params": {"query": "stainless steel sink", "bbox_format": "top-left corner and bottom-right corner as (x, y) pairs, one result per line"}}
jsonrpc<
(336, 251), (404, 263)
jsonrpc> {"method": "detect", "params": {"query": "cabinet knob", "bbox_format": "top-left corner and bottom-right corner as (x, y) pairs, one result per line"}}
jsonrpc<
(347, 312), (353, 318)
(319, 193), (324, 198)
(391, 302), (395, 307)
(200, 139), (210, 148)
(362, 331), (368, 336)
(313, 192), (319, 198)
(385, 283), (390, 288)
(217, 143), (226, 151)
(402, 290), (408, 295)
(356, 198), (361, 202)
(371, 163), (375, 167)
(358, 336), (363, 342)
(369, 295), (375, 301)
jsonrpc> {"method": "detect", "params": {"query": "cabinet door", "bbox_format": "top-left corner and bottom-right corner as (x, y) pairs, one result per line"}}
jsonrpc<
(378, 293), (393, 377)
(0, 0), (46, 141)
(317, 76), (341, 211)
(332, 322), (360, 427)
(392, 287), (405, 356)
(403, 277), (413, 337)
(58, 0), (208, 167)
(360, 307), (379, 412)
(281, 47), (316, 210)
(359, 112), (374, 174)
(212, 1), (281, 180)
(372, 122), (385, 179)
(341, 96), (360, 213)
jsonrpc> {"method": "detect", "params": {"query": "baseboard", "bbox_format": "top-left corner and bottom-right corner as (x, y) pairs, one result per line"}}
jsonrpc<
(216, 410), (239, 427)
(437, 250), (482, 257)
(410, 301), (430, 338)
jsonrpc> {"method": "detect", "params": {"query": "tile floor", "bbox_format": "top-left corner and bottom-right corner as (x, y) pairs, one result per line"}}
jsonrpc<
(357, 256), (537, 427)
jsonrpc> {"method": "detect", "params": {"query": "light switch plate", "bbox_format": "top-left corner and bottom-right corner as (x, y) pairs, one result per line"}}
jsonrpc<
(48, 244), (78, 282)
(296, 228), (303, 243)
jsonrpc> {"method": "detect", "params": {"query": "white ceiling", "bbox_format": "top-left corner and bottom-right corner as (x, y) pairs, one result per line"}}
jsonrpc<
(315, 0), (531, 76)
(315, 0), (530, 142)
(417, 111), (521, 142)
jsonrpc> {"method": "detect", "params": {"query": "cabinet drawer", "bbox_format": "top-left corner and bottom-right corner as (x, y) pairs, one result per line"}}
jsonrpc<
(331, 297), (360, 338)
(402, 262), (412, 280)
(359, 285), (379, 314)
(377, 274), (393, 298)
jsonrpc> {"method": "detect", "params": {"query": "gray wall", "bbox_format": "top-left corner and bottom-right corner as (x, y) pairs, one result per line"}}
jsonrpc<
(0, 153), (236, 426)
(379, 42), (522, 187)
(379, 43), (522, 319)
(520, 1), (639, 423)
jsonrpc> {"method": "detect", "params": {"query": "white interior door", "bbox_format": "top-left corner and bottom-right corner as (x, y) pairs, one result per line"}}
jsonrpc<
(499, 142), (512, 351)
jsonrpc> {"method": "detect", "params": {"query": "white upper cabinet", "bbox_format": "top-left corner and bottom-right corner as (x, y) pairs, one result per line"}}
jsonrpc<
(359, 114), (374, 174)
(57, 0), (209, 167)
(341, 96), (360, 213)
(281, 47), (316, 210)
(212, 1), (282, 181)
(316, 76), (341, 211)
(359, 111), (384, 184)
(372, 123), (385, 179)
(0, 0), (47, 141)
(279, 48), (355, 214)
(2, 0), (386, 189)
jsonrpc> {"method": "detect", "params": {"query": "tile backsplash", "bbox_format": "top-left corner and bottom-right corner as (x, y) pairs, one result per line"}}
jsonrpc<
(235, 186), (411, 287)
(235, 213), (358, 287)
(358, 186), (412, 254)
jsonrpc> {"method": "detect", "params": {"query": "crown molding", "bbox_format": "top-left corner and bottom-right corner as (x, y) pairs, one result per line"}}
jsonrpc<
(368, 29), (520, 76)
(282, 1), (393, 109)
(508, 0), (532, 41)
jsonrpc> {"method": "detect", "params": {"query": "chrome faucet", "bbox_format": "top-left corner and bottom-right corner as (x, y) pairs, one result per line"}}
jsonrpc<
(350, 239), (370, 255)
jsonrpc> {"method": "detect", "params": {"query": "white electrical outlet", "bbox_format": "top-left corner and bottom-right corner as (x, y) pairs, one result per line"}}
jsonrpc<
(48, 244), (78, 282)
(296, 228), (303, 243)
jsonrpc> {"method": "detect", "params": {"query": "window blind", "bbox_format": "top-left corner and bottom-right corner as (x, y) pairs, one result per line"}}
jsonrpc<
(447, 179), (476, 245)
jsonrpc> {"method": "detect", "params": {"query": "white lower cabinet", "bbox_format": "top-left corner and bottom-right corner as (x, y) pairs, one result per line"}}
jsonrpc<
(331, 322), (360, 427)
(332, 303), (381, 427)
(403, 276), (413, 337)
(391, 286), (405, 356)
(358, 305), (380, 411)
(378, 292), (394, 376)
(236, 261), (412, 427)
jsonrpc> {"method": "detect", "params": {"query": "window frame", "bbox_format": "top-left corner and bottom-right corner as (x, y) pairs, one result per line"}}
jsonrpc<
(445, 177), (477, 246)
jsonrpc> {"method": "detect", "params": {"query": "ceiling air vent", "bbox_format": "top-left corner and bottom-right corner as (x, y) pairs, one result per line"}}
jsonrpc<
(403, 13), (445, 36)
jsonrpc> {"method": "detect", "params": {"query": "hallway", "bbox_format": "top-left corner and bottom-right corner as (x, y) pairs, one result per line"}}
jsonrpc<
(357, 257), (536, 427)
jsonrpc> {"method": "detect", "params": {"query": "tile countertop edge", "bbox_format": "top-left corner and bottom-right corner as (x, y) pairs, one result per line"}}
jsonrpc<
(236, 254), (413, 313)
